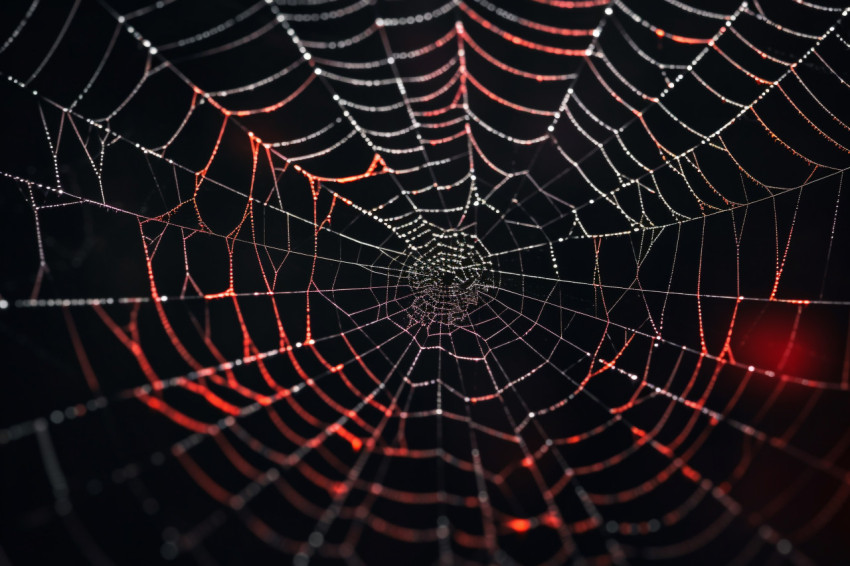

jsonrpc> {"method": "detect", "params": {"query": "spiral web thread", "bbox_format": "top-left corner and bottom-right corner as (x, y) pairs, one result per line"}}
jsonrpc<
(1, 0), (850, 564)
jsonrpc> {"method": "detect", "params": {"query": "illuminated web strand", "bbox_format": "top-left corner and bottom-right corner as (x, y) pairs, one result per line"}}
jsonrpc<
(2, 1), (850, 564)
(2, 100), (410, 267)
(489, 282), (845, 390)
(491, 4), (845, 236)
(473, 289), (840, 557)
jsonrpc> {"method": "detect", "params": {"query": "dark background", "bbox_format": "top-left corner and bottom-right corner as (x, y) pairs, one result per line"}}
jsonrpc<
(1, 0), (850, 565)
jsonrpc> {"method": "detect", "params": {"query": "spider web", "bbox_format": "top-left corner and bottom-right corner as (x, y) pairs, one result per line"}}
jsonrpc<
(1, 0), (850, 564)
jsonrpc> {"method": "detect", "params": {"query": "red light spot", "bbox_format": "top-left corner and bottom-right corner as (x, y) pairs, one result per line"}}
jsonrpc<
(655, 29), (665, 38)
(681, 465), (701, 482)
(541, 513), (561, 529)
(735, 306), (837, 382)
(506, 518), (532, 533)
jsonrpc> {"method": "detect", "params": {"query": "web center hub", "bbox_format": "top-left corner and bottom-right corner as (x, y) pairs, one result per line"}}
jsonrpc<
(402, 228), (496, 327)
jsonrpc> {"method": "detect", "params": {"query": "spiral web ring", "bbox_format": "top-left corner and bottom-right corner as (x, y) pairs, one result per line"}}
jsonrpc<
(0, 1), (850, 565)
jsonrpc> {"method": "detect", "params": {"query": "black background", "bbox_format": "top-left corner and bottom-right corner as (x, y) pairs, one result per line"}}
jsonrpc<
(1, 1), (850, 565)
